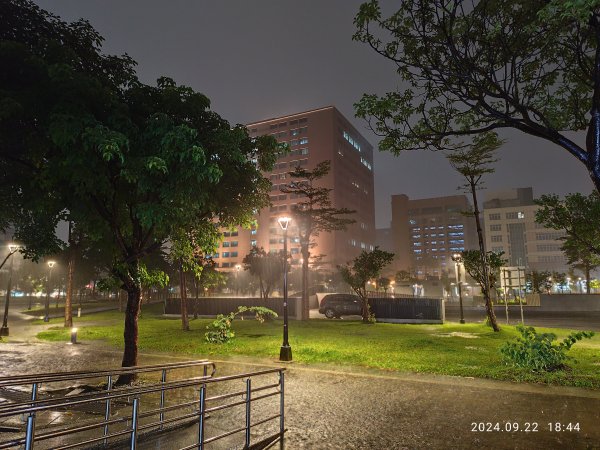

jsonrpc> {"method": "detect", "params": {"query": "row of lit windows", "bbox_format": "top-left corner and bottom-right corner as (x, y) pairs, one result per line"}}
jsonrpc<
(343, 131), (362, 152)
(488, 211), (525, 220)
(536, 232), (564, 241)
(222, 241), (238, 248)
(360, 157), (372, 171)
(411, 224), (464, 231)
(536, 244), (562, 252)
(213, 252), (239, 258)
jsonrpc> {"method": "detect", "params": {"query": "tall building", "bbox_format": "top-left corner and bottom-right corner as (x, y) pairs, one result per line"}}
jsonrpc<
(390, 194), (477, 277)
(217, 106), (375, 271)
(483, 187), (569, 272)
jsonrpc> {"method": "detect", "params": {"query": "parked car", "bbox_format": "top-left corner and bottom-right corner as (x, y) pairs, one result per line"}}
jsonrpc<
(318, 294), (362, 319)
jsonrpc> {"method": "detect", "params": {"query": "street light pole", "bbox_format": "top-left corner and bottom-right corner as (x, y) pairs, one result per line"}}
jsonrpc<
(452, 253), (465, 324)
(1, 244), (20, 336)
(44, 260), (56, 323)
(278, 217), (292, 362)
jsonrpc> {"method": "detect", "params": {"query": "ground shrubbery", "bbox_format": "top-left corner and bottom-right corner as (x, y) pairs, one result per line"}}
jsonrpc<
(500, 325), (595, 371)
(205, 306), (278, 344)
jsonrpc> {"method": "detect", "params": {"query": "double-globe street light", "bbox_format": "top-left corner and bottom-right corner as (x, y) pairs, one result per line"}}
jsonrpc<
(451, 253), (465, 324)
(44, 260), (56, 323)
(1, 243), (22, 336)
(277, 216), (292, 362)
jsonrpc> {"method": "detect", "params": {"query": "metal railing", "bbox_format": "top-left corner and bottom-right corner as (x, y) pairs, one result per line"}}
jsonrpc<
(0, 361), (286, 449)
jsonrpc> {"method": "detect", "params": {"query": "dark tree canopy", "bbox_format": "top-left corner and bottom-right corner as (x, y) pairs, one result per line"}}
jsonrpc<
(0, 0), (282, 375)
(354, 0), (600, 190)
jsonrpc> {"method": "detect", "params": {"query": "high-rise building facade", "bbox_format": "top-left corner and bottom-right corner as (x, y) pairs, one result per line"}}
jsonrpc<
(390, 194), (477, 277)
(216, 106), (375, 271)
(483, 188), (569, 272)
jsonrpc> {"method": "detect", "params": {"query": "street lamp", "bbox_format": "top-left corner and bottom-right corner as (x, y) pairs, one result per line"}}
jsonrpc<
(451, 253), (465, 324)
(44, 260), (56, 323)
(1, 244), (21, 336)
(235, 264), (241, 295)
(277, 216), (292, 361)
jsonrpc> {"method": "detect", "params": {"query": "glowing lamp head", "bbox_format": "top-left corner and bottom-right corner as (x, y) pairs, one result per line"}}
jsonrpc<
(277, 216), (292, 231)
(47, 260), (56, 268)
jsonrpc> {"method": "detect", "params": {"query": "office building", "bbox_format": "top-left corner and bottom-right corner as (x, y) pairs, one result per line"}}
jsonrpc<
(390, 194), (477, 277)
(217, 106), (375, 271)
(483, 188), (569, 273)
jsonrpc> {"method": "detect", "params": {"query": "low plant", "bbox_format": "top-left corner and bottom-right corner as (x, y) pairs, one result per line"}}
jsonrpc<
(205, 306), (278, 344)
(500, 325), (594, 371)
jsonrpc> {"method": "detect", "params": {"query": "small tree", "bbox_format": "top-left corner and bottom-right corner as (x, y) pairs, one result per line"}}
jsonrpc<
(338, 247), (394, 323)
(447, 133), (502, 331)
(242, 247), (285, 299)
(563, 241), (600, 294)
(378, 277), (391, 293)
(280, 161), (356, 319)
(460, 250), (506, 329)
(526, 270), (552, 294)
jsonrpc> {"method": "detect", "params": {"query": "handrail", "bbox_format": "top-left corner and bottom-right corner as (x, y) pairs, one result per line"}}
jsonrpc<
(0, 363), (286, 450)
(0, 368), (283, 417)
(0, 359), (215, 387)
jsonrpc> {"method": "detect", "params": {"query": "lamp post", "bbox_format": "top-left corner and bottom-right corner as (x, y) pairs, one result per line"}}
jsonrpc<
(44, 260), (56, 323)
(1, 244), (21, 336)
(452, 253), (465, 324)
(277, 216), (292, 362)
(235, 264), (241, 295)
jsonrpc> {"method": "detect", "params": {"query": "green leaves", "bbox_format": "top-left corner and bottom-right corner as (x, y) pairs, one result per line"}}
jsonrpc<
(500, 324), (595, 371)
(205, 306), (278, 344)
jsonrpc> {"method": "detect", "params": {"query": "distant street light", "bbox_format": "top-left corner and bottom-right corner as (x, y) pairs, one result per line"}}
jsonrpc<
(277, 216), (292, 362)
(1, 244), (21, 336)
(451, 253), (465, 324)
(44, 260), (56, 323)
(235, 264), (242, 295)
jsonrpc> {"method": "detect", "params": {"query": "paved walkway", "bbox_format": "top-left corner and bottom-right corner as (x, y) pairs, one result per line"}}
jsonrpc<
(1, 303), (599, 449)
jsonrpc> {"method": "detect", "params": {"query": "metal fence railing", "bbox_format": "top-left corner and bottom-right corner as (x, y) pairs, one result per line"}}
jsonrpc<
(0, 361), (286, 449)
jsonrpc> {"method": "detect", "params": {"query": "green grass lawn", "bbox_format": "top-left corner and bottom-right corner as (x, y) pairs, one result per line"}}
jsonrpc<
(36, 306), (600, 389)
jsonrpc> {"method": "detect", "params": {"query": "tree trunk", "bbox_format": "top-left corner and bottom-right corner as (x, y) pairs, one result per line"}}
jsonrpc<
(193, 276), (199, 319)
(117, 279), (142, 385)
(179, 261), (190, 331)
(301, 242), (310, 320)
(586, 266), (591, 294)
(470, 182), (500, 332)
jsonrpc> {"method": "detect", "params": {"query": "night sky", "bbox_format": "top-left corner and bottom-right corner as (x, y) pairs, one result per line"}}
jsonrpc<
(34, 0), (595, 228)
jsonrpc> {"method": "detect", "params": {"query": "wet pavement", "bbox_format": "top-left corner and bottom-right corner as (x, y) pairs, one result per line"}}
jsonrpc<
(1, 301), (599, 449)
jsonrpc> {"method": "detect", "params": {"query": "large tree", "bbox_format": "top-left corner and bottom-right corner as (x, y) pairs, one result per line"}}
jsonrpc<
(242, 246), (285, 300)
(0, 1), (281, 381)
(354, 0), (600, 191)
(447, 133), (502, 331)
(280, 161), (355, 320)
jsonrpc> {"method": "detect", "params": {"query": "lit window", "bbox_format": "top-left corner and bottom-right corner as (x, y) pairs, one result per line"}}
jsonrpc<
(251, 240), (257, 246)
(222, 242), (230, 248)
(222, 252), (230, 257)
(299, 138), (309, 145)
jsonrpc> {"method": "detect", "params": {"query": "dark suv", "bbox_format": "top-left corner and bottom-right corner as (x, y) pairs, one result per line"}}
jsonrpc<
(318, 294), (362, 319)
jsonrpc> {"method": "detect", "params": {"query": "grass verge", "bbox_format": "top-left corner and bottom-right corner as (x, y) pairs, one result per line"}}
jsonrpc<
(36, 307), (600, 389)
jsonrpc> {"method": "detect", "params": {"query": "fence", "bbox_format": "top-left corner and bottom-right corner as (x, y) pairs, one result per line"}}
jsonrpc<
(0, 360), (286, 449)
(369, 296), (445, 323)
(165, 297), (300, 319)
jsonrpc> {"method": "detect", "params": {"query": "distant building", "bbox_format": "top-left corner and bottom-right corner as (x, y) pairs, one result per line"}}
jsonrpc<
(217, 106), (375, 271)
(390, 194), (477, 277)
(483, 187), (569, 273)
(375, 227), (394, 253)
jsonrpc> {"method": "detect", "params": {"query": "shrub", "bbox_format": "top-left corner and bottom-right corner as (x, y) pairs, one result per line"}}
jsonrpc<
(500, 325), (594, 371)
(205, 306), (278, 344)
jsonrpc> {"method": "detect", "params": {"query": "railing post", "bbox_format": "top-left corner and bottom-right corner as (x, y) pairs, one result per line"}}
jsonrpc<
(24, 382), (38, 450)
(159, 369), (167, 429)
(103, 374), (112, 444)
(197, 384), (206, 450)
(245, 378), (252, 447)
(279, 371), (285, 449)
(130, 397), (139, 450)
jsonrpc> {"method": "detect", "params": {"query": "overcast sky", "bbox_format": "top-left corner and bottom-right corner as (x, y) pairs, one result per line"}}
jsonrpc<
(35, 0), (595, 228)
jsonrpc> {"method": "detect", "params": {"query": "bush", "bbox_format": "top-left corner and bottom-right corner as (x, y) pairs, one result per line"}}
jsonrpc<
(205, 306), (278, 344)
(500, 325), (594, 371)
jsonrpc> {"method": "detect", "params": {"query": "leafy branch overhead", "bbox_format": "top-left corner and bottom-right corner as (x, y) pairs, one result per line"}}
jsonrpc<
(354, 0), (600, 191)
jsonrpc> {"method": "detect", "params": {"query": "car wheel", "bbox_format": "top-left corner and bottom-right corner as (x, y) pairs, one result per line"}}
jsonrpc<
(324, 308), (336, 319)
